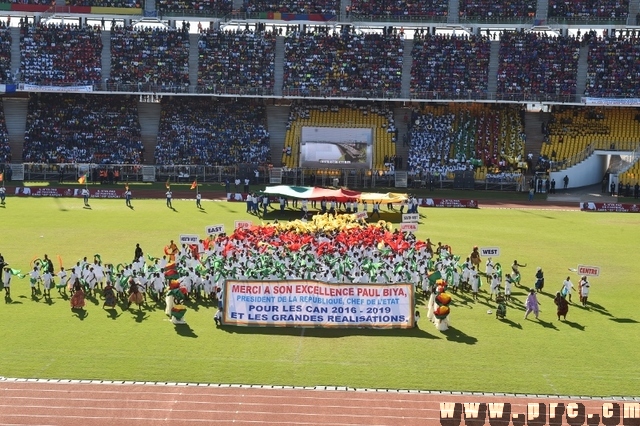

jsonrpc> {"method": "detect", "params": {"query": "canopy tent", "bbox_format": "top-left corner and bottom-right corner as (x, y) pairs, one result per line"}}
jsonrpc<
(263, 186), (407, 203)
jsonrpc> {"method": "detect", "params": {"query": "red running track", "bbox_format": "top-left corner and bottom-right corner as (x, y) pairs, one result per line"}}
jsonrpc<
(0, 380), (634, 426)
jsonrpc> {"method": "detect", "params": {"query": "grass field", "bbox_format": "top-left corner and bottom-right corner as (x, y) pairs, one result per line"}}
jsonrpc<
(1, 195), (639, 397)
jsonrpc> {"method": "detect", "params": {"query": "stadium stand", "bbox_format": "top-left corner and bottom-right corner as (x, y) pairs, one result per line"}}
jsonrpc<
(109, 26), (190, 90)
(281, 102), (396, 170)
(348, 0), (448, 19)
(20, 23), (103, 86)
(242, 0), (338, 14)
(66, 0), (139, 7)
(459, 0), (536, 20)
(22, 94), (143, 164)
(197, 28), (276, 93)
(585, 32), (640, 98)
(410, 32), (491, 99)
(283, 28), (404, 98)
(496, 31), (581, 97)
(0, 100), (10, 164)
(539, 106), (640, 166)
(154, 98), (270, 166)
(407, 104), (525, 179)
(548, 0), (629, 21)
(0, 22), (11, 83)
(157, 0), (232, 16)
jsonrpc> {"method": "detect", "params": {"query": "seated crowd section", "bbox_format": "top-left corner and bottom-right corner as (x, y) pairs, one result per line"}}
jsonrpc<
(20, 22), (103, 86)
(197, 28), (276, 93)
(283, 27), (404, 97)
(154, 98), (270, 166)
(0, 100), (10, 164)
(66, 0), (139, 7)
(459, 0), (536, 20)
(157, 0), (231, 16)
(585, 32), (640, 98)
(23, 94), (143, 164)
(539, 106), (640, 168)
(347, 0), (448, 19)
(242, 0), (337, 14)
(0, 22), (11, 83)
(410, 32), (491, 98)
(281, 101), (396, 171)
(547, 0), (629, 21)
(496, 31), (581, 97)
(407, 104), (526, 180)
(109, 25), (190, 90)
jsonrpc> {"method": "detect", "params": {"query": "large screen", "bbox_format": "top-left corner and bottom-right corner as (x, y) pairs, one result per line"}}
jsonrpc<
(300, 127), (373, 169)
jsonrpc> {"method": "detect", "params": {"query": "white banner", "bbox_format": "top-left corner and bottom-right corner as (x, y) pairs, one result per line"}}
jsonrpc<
(582, 97), (640, 107)
(578, 265), (600, 277)
(205, 224), (225, 235)
(400, 223), (418, 232)
(480, 247), (500, 257)
(223, 280), (414, 329)
(21, 84), (94, 93)
(179, 234), (199, 244)
(234, 220), (252, 230)
(402, 213), (419, 223)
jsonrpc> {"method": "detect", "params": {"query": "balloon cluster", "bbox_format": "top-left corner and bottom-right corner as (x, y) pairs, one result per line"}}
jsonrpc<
(165, 280), (188, 324)
(432, 280), (452, 331)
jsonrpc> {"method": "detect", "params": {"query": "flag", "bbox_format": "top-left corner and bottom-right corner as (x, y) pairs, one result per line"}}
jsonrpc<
(78, 174), (86, 184)
(165, 178), (171, 189)
(0, 172), (3, 182)
(190, 180), (197, 190)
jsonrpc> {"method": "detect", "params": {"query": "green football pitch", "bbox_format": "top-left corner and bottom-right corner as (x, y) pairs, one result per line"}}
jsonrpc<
(0, 195), (638, 397)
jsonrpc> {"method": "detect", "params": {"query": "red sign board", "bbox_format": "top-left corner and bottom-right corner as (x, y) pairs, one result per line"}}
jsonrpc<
(14, 187), (125, 199)
(580, 202), (640, 213)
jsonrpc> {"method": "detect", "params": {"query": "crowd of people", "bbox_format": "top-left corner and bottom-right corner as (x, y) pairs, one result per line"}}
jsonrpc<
(459, 0), (536, 20)
(347, 0), (448, 19)
(197, 28), (276, 92)
(283, 27), (404, 97)
(157, 0), (232, 15)
(20, 22), (103, 86)
(22, 94), (144, 164)
(242, 0), (337, 14)
(0, 23), (11, 83)
(154, 98), (270, 166)
(411, 32), (491, 98)
(65, 0), (140, 7)
(497, 31), (581, 96)
(548, 0), (629, 20)
(109, 25), (190, 90)
(0, 104), (9, 164)
(585, 32), (640, 98)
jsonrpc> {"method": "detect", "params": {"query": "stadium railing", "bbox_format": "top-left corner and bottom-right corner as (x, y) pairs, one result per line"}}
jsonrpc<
(547, 140), (640, 172)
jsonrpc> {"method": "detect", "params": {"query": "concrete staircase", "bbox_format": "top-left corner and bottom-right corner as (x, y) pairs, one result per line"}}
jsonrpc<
(628, 0), (639, 25)
(274, 36), (285, 96)
(3, 98), (28, 163)
(486, 40), (500, 96)
(100, 30), (111, 85)
(400, 39), (413, 99)
(266, 105), (290, 167)
(575, 44), (589, 98)
(10, 27), (20, 82)
(145, 0), (156, 14)
(524, 111), (551, 170)
(393, 107), (411, 170)
(536, 0), (549, 21)
(137, 102), (162, 164)
(448, 0), (460, 23)
(188, 33), (200, 87)
(232, 0), (243, 10)
(340, 0), (350, 19)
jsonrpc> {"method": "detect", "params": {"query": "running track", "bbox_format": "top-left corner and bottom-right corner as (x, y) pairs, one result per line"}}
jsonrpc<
(1, 379), (636, 425)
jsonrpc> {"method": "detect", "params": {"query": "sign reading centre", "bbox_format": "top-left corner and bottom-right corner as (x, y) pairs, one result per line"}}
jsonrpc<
(179, 234), (199, 244)
(223, 280), (414, 329)
(205, 224), (225, 235)
(480, 247), (500, 257)
(578, 265), (600, 277)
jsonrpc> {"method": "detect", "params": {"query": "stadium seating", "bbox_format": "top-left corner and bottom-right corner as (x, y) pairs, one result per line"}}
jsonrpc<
(410, 33), (491, 99)
(459, 0), (536, 20)
(540, 107), (640, 165)
(283, 29), (404, 98)
(585, 33), (640, 98)
(348, 0), (448, 19)
(154, 98), (270, 166)
(497, 32), (581, 97)
(109, 26), (190, 90)
(157, 0), (232, 16)
(0, 23), (11, 83)
(242, 0), (337, 14)
(197, 29), (276, 93)
(66, 0), (139, 7)
(281, 102), (396, 171)
(548, 0), (629, 21)
(407, 104), (525, 178)
(0, 100), (10, 164)
(23, 94), (143, 164)
(20, 23), (103, 86)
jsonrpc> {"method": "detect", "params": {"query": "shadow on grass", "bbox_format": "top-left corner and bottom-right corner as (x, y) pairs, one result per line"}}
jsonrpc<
(72, 308), (88, 320)
(174, 323), (198, 338)
(441, 327), (477, 344)
(132, 310), (149, 323)
(53, 197), (68, 212)
(221, 325), (439, 339)
(518, 210), (557, 220)
(498, 317), (523, 329)
(105, 308), (122, 320)
(609, 317), (639, 324)
(561, 319), (585, 331)
(534, 319), (558, 330)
